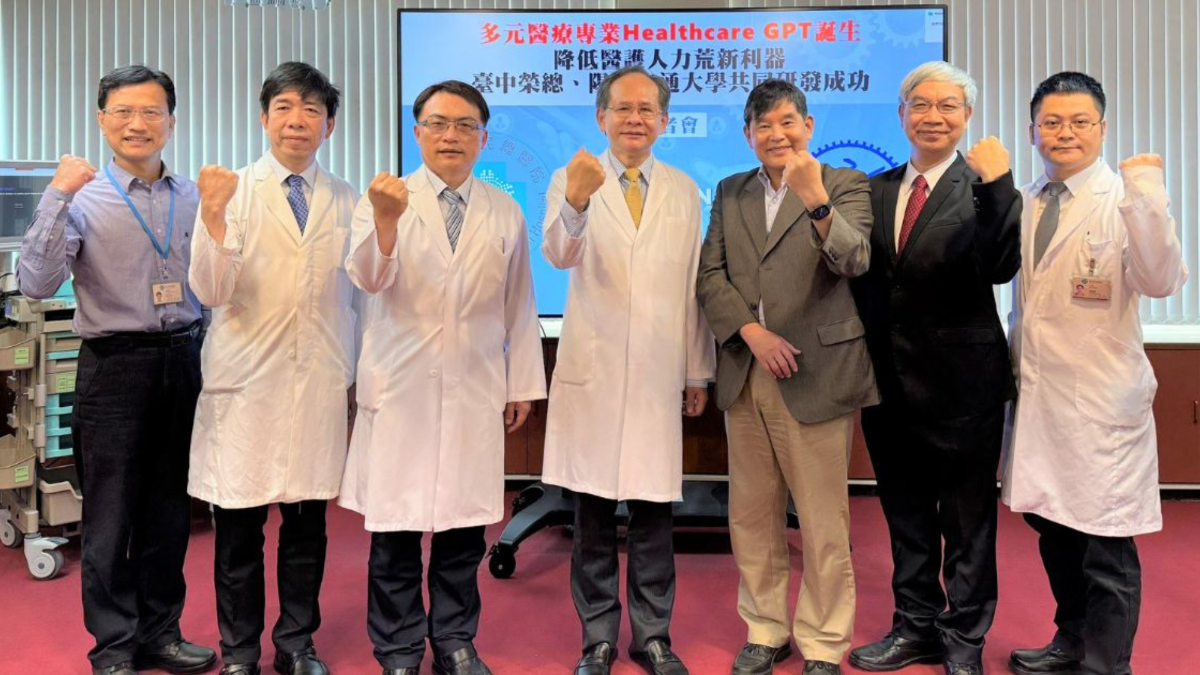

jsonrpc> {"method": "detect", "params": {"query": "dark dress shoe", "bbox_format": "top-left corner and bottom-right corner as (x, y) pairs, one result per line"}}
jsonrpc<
(731, 642), (792, 675)
(273, 647), (328, 675)
(944, 661), (983, 675)
(433, 645), (492, 675)
(134, 640), (218, 674)
(575, 642), (617, 675)
(220, 665), (262, 675)
(631, 638), (688, 675)
(1008, 643), (1082, 674)
(93, 662), (137, 675)
(382, 669), (420, 675)
(804, 662), (842, 674)
(848, 634), (943, 671)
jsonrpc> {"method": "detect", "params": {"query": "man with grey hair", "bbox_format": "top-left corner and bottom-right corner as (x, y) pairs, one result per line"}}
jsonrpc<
(848, 61), (1021, 675)
(541, 64), (715, 675)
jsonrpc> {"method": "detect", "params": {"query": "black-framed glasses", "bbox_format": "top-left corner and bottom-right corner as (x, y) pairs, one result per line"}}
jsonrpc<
(417, 116), (484, 134)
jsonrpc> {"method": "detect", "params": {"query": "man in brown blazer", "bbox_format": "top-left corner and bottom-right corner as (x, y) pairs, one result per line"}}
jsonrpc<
(697, 79), (877, 675)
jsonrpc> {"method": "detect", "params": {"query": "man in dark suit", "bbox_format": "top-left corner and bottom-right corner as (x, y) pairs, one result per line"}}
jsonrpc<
(698, 79), (877, 675)
(847, 62), (1021, 675)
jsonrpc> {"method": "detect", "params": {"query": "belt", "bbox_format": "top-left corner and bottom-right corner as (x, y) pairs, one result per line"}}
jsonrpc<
(89, 321), (202, 348)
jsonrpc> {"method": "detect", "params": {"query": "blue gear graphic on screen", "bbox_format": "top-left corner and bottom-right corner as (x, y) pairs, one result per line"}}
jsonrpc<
(812, 140), (900, 177)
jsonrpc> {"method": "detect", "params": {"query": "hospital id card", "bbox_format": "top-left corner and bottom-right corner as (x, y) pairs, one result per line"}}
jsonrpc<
(152, 282), (184, 305)
(1070, 276), (1112, 301)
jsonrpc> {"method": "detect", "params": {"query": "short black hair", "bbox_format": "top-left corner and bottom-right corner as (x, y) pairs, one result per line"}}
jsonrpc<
(743, 79), (808, 127)
(98, 65), (177, 114)
(1031, 71), (1106, 121)
(595, 65), (671, 113)
(413, 80), (490, 126)
(260, 61), (341, 119)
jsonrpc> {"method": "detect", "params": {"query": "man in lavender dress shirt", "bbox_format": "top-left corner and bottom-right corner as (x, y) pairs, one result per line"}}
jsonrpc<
(17, 66), (215, 675)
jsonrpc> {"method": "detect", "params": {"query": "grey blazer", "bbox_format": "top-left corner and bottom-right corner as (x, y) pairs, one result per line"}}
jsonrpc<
(697, 164), (879, 424)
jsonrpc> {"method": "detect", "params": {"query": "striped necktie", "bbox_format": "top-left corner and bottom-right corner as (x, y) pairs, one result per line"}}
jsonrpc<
(441, 187), (464, 252)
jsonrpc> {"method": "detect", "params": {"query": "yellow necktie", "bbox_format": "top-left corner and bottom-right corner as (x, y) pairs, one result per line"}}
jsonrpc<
(623, 167), (643, 228)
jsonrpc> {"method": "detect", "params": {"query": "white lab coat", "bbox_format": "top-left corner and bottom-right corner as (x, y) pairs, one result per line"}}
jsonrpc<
(338, 165), (547, 532)
(188, 154), (359, 508)
(540, 154), (716, 502)
(1002, 161), (1188, 537)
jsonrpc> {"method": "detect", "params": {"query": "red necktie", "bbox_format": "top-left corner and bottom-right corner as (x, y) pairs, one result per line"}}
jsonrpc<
(898, 174), (928, 253)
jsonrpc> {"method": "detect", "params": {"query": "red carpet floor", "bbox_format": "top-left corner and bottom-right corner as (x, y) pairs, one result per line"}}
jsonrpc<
(2, 493), (1198, 674)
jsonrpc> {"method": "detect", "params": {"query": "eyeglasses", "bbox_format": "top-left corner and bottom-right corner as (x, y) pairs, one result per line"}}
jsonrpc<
(1036, 118), (1102, 134)
(905, 99), (965, 115)
(103, 106), (168, 122)
(607, 105), (663, 120)
(417, 116), (484, 134)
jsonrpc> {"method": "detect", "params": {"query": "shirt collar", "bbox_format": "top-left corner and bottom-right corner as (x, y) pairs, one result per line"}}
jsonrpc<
(608, 150), (654, 183)
(1033, 157), (1104, 198)
(755, 166), (787, 199)
(423, 166), (474, 203)
(264, 151), (318, 190)
(105, 158), (174, 192)
(902, 151), (958, 193)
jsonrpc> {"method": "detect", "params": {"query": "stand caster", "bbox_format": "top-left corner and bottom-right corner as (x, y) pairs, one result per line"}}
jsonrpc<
(0, 510), (21, 549)
(487, 543), (517, 579)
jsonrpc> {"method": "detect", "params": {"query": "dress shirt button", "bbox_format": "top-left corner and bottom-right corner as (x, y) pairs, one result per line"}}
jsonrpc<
(429, 369), (439, 378)
(288, 350), (296, 359)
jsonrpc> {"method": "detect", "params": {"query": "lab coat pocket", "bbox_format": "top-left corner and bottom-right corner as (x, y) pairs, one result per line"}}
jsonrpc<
(662, 217), (693, 266)
(1075, 328), (1155, 428)
(554, 313), (595, 385)
(200, 308), (255, 393)
(1077, 236), (1118, 277)
(355, 366), (387, 414)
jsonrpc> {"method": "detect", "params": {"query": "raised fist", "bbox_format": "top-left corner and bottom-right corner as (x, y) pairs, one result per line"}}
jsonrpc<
(196, 165), (239, 213)
(966, 136), (1011, 183)
(49, 155), (97, 195)
(782, 151), (826, 209)
(1119, 154), (1164, 170)
(564, 148), (606, 212)
(367, 172), (409, 226)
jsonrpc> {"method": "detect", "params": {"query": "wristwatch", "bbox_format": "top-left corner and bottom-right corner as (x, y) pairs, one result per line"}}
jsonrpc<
(807, 202), (833, 220)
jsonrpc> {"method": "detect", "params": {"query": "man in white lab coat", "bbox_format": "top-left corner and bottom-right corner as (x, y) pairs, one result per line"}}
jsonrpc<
(188, 62), (358, 675)
(338, 80), (546, 675)
(1004, 71), (1188, 675)
(540, 65), (716, 675)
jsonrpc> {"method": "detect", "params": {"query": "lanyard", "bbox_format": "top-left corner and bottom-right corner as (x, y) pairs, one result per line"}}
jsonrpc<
(104, 165), (175, 261)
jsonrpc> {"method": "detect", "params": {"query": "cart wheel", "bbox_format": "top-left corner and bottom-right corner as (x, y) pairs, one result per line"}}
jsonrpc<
(488, 548), (516, 579)
(0, 519), (20, 549)
(30, 549), (64, 580)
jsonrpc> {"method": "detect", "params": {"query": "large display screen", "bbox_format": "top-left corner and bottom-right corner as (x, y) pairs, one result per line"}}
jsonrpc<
(398, 7), (947, 315)
(0, 162), (58, 242)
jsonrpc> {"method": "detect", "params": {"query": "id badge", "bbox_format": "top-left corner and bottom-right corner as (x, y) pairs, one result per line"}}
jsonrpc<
(1070, 276), (1112, 300)
(152, 282), (184, 305)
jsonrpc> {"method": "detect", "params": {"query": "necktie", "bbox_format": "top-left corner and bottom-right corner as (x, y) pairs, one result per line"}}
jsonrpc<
(1033, 182), (1068, 268)
(623, 167), (643, 228)
(897, 174), (927, 253)
(441, 187), (464, 252)
(286, 174), (308, 235)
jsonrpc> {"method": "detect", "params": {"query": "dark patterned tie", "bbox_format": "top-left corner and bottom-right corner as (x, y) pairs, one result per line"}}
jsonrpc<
(441, 188), (464, 252)
(286, 174), (308, 235)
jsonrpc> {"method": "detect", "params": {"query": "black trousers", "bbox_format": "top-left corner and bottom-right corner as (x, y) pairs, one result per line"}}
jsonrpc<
(860, 402), (1003, 663)
(1024, 513), (1141, 675)
(212, 500), (328, 664)
(367, 526), (488, 670)
(571, 492), (675, 652)
(73, 329), (202, 669)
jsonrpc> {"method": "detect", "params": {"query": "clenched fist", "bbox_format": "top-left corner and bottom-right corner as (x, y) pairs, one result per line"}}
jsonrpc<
(564, 148), (606, 212)
(49, 155), (97, 195)
(367, 172), (409, 226)
(1119, 154), (1164, 170)
(197, 165), (239, 214)
(966, 136), (1010, 183)
(782, 151), (828, 212)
